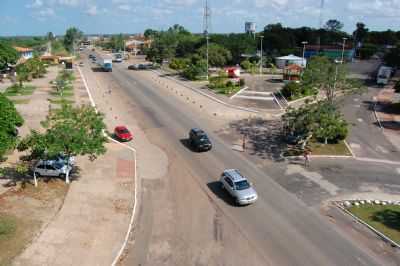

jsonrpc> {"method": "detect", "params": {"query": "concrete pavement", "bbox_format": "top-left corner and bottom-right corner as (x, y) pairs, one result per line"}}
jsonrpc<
(84, 54), (388, 265)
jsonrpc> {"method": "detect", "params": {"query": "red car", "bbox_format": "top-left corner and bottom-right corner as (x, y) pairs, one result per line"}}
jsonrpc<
(114, 126), (133, 142)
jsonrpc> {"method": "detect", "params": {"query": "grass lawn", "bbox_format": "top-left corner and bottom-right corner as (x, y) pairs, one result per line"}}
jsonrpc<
(283, 140), (352, 157)
(48, 98), (75, 104)
(308, 140), (352, 156)
(348, 204), (400, 244)
(10, 99), (30, 104)
(49, 91), (74, 97)
(0, 180), (69, 265)
(4, 85), (36, 96)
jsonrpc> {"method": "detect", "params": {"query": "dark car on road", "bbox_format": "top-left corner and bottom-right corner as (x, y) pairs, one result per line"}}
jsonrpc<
(188, 128), (212, 152)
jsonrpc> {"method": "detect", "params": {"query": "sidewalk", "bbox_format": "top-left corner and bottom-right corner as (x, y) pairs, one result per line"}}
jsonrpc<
(12, 65), (137, 266)
(14, 143), (135, 266)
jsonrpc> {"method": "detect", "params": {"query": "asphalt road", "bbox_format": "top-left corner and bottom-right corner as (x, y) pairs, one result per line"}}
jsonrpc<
(86, 54), (384, 265)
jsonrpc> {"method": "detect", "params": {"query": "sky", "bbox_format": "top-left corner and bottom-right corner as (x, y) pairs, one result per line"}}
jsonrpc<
(0, 0), (399, 36)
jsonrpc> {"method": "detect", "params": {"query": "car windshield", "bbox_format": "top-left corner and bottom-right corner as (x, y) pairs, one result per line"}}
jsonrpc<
(235, 180), (250, 190)
(53, 162), (64, 169)
(119, 128), (130, 134)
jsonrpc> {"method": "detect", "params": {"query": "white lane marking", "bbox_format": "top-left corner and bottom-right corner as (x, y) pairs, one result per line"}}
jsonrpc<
(230, 86), (248, 99)
(77, 66), (139, 266)
(357, 118), (364, 123)
(240, 90), (273, 96)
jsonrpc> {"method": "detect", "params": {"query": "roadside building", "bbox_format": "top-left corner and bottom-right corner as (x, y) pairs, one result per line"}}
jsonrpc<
(304, 45), (355, 62)
(283, 64), (303, 83)
(276, 54), (306, 69)
(14, 46), (33, 60)
(40, 55), (60, 65)
(125, 35), (152, 55)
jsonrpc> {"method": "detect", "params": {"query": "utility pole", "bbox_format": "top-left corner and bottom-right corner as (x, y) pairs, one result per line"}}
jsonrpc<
(341, 37), (347, 64)
(302, 41), (308, 67)
(259, 35), (264, 75)
(203, 0), (211, 81)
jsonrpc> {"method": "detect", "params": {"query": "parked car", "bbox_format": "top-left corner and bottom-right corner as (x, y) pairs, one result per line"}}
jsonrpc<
(33, 160), (72, 178)
(114, 126), (133, 142)
(188, 128), (212, 152)
(49, 154), (75, 166)
(220, 169), (258, 205)
(128, 64), (139, 70)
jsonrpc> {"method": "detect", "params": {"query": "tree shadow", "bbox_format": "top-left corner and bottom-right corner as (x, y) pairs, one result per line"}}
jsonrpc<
(372, 209), (400, 231)
(0, 164), (81, 188)
(228, 118), (287, 161)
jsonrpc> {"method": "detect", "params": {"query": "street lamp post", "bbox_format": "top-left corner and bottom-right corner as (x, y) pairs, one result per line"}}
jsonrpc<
(341, 37), (348, 64)
(259, 35), (264, 75)
(301, 41), (308, 67)
(206, 35), (209, 81)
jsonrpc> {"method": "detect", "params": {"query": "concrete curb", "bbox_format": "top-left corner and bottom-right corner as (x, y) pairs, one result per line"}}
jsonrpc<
(78, 67), (139, 266)
(334, 201), (400, 248)
(285, 155), (354, 160)
(151, 70), (260, 114)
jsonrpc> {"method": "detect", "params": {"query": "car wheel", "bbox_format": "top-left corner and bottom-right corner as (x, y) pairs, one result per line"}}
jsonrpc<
(59, 173), (66, 179)
(34, 172), (40, 177)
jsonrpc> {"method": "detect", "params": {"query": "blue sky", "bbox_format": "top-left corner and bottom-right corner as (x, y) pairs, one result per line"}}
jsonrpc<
(1, 0), (399, 36)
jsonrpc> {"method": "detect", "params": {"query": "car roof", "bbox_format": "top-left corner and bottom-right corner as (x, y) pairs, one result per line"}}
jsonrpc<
(191, 128), (205, 134)
(115, 126), (128, 130)
(223, 169), (246, 182)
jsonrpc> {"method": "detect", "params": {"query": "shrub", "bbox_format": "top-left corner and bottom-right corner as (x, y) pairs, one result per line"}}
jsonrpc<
(240, 60), (252, 70)
(169, 58), (190, 70)
(281, 82), (302, 100)
(395, 80), (400, 93)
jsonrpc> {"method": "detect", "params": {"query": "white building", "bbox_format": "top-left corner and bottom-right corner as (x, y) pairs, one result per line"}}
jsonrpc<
(275, 54), (306, 69)
(14, 47), (33, 60)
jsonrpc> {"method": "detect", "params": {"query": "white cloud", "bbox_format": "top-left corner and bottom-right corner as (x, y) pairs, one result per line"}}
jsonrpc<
(85, 5), (98, 16)
(26, 0), (43, 8)
(118, 4), (132, 11)
(58, 0), (81, 6)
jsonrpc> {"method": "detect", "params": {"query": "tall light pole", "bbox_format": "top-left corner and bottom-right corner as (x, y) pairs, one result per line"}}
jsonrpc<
(341, 37), (347, 64)
(301, 41), (308, 67)
(259, 35), (264, 75)
(206, 34), (209, 81)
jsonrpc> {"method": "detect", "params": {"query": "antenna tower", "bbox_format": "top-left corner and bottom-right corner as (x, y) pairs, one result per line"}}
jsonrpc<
(203, 0), (211, 80)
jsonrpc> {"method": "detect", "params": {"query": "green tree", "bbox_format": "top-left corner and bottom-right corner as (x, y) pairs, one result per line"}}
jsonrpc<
(0, 93), (24, 159)
(0, 42), (19, 70)
(324, 19), (344, 32)
(26, 57), (46, 78)
(46, 32), (55, 42)
(16, 63), (30, 87)
(63, 27), (83, 53)
(353, 22), (369, 45)
(384, 45), (400, 68)
(358, 43), (378, 59)
(283, 101), (348, 145)
(19, 103), (107, 183)
(197, 43), (232, 67)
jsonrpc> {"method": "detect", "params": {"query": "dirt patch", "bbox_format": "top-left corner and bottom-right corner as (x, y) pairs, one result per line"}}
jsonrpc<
(0, 179), (68, 265)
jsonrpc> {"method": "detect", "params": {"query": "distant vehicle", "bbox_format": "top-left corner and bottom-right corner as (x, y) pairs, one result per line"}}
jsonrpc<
(377, 66), (393, 85)
(188, 128), (212, 152)
(128, 64), (139, 70)
(33, 160), (72, 178)
(79, 62), (84, 67)
(99, 58), (112, 72)
(220, 169), (258, 205)
(114, 126), (133, 142)
(89, 54), (95, 59)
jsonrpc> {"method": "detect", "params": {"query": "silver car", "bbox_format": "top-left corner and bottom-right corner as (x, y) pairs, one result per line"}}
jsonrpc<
(33, 160), (72, 178)
(220, 169), (258, 205)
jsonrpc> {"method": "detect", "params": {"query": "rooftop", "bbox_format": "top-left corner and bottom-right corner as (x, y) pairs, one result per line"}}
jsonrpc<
(14, 46), (33, 53)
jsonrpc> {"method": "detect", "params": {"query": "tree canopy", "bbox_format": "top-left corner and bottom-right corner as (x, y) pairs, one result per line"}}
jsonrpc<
(0, 93), (24, 159)
(63, 27), (83, 52)
(0, 41), (19, 70)
(19, 103), (107, 163)
(324, 19), (344, 32)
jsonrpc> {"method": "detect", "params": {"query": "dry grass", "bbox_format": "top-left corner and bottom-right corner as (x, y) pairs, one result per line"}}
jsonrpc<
(0, 179), (68, 265)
